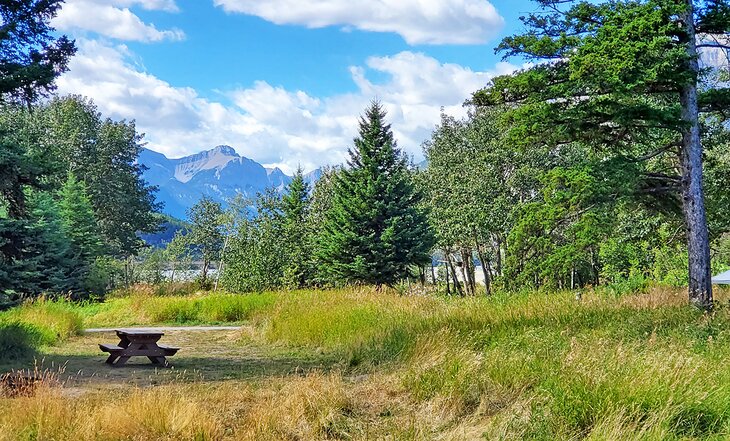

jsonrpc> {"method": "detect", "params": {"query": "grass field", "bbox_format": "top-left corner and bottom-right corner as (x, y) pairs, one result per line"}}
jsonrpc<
(2, 285), (730, 440)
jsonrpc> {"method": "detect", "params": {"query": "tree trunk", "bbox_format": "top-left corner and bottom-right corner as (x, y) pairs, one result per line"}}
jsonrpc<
(461, 248), (475, 295)
(446, 251), (464, 295)
(170, 260), (176, 284)
(201, 259), (209, 286)
(475, 243), (492, 296)
(495, 235), (503, 276)
(445, 257), (451, 295)
(214, 234), (231, 292)
(457, 255), (470, 296)
(680, 0), (713, 311)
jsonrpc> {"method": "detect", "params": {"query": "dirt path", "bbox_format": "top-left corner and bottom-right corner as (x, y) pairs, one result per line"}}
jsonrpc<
(4, 329), (338, 390)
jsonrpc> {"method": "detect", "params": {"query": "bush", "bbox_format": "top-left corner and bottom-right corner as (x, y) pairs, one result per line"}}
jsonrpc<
(1, 298), (83, 345)
(0, 322), (44, 361)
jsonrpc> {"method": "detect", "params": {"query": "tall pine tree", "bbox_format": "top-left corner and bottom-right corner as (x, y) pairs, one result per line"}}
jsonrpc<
(317, 102), (434, 287)
(282, 168), (312, 288)
(58, 172), (103, 285)
(473, 0), (730, 310)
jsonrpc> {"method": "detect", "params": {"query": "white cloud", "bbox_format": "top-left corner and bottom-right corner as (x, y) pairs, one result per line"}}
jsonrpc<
(213, 0), (504, 45)
(110, 0), (179, 12)
(56, 39), (518, 174)
(53, 0), (184, 42)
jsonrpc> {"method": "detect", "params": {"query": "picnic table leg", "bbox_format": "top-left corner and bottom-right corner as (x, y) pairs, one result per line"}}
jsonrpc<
(148, 356), (168, 367)
(114, 356), (131, 367)
(105, 354), (119, 364)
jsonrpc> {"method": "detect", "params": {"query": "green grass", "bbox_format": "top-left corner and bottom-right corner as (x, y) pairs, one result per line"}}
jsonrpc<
(4, 286), (730, 439)
(253, 288), (730, 439)
(0, 298), (84, 361)
(0, 288), (278, 361)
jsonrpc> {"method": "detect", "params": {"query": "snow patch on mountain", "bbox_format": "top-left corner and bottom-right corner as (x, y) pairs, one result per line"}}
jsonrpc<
(140, 145), (321, 219)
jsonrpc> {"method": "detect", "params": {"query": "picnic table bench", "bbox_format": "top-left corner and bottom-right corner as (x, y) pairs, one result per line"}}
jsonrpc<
(100, 330), (180, 367)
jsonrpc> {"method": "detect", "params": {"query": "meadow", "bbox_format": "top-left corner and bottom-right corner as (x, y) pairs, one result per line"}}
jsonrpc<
(2, 285), (730, 440)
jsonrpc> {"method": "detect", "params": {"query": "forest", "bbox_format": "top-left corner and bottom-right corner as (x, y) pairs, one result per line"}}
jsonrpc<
(3, 0), (730, 311)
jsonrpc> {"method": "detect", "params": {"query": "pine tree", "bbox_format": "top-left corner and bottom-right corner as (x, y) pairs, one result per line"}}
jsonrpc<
(0, 0), (76, 106)
(0, 191), (75, 296)
(282, 168), (312, 288)
(58, 173), (103, 274)
(473, 0), (730, 310)
(317, 102), (434, 287)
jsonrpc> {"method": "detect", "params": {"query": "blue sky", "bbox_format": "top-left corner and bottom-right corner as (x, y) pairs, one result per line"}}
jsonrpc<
(53, 0), (538, 172)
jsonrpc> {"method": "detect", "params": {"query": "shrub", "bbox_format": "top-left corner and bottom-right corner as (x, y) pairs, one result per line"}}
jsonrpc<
(0, 322), (43, 361)
(1, 298), (83, 345)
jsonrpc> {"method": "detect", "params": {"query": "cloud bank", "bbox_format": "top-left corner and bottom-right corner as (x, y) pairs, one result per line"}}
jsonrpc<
(53, 0), (184, 42)
(213, 0), (504, 45)
(56, 40), (517, 173)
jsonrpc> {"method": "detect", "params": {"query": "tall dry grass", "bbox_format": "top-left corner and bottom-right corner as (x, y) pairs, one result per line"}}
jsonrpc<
(3, 286), (730, 439)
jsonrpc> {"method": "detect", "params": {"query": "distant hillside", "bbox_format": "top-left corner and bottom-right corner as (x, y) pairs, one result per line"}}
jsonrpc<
(138, 214), (188, 247)
(139, 145), (321, 220)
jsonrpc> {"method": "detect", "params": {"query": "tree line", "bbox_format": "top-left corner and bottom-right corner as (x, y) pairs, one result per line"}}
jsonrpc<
(0, 1), (159, 303)
(154, 103), (434, 293)
(151, 0), (730, 311)
(4, 0), (730, 313)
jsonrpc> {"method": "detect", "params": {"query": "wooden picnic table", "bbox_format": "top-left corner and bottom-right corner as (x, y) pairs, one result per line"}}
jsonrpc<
(99, 330), (180, 367)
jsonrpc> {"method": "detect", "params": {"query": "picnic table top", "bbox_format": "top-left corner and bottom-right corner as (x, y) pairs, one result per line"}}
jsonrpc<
(116, 329), (165, 336)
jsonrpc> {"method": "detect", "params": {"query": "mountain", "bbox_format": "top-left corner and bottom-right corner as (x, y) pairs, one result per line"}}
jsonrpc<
(139, 145), (321, 220)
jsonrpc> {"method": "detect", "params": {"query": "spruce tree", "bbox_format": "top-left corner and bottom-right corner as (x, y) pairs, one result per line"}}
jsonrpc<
(317, 102), (434, 287)
(58, 172), (103, 285)
(0, 191), (74, 296)
(282, 168), (312, 288)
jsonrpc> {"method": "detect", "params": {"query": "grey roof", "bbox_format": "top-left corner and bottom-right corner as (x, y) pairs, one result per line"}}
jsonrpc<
(712, 269), (730, 284)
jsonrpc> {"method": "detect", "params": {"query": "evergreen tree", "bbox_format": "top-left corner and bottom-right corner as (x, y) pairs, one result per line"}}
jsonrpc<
(472, 0), (730, 310)
(0, 191), (74, 296)
(0, 0), (76, 106)
(282, 168), (312, 288)
(58, 173), (103, 272)
(317, 102), (434, 287)
(0, 0), (75, 297)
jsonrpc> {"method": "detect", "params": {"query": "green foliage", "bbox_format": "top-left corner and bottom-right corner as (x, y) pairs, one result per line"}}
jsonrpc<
(0, 95), (161, 298)
(58, 172), (104, 290)
(282, 169), (313, 288)
(40, 96), (162, 256)
(469, 0), (730, 306)
(164, 231), (193, 284)
(0, 1), (76, 106)
(0, 191), (78, 296)
(186, 196), (224, 285)
(222, 190), (287, 292)
(316, 102), (434, 286)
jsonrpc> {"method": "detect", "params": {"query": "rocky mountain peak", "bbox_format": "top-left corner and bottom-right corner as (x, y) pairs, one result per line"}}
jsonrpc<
(211, 145), (239, 157)
(140, 146), (321, 219)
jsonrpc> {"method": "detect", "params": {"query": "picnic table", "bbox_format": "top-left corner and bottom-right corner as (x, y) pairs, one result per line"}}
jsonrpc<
(99, 330), (180, 367)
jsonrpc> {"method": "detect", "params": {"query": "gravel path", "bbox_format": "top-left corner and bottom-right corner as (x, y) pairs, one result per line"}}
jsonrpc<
(84, 326), (241, 333)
